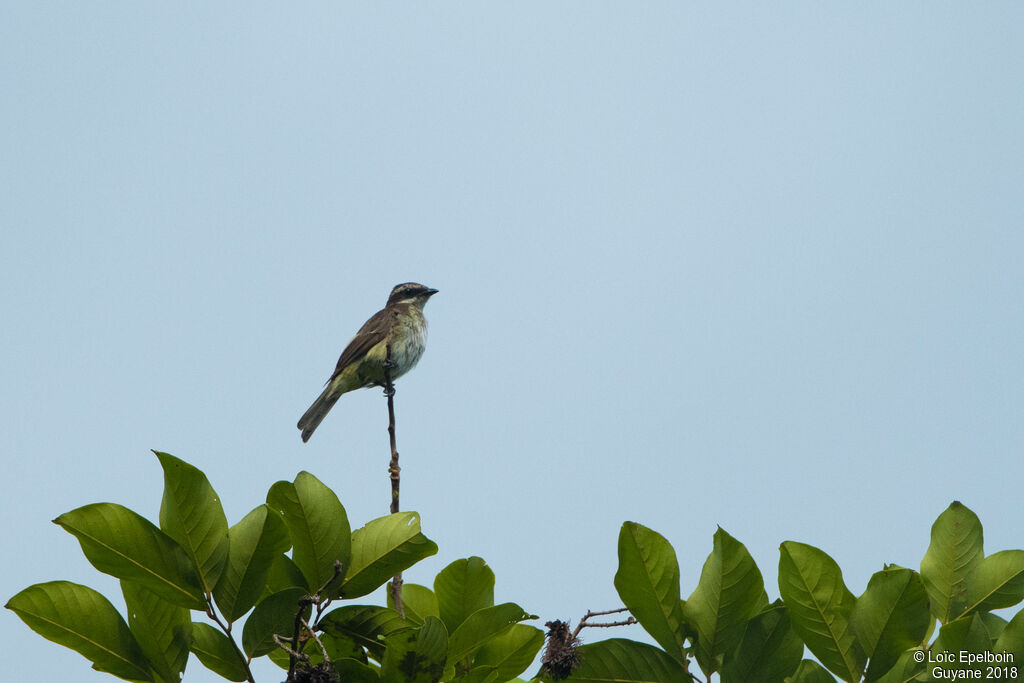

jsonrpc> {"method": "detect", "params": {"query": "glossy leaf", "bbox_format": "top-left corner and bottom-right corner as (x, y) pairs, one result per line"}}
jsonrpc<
(778, 541), (864, 682)
(6, 581), (153, 682)
(381, 615), (447, 683)
(965, 549), (1024, 614)
(932, 611), (992, 652)
(213, 504), (291, 622)
(982, 612), (1008, 640)
(872, 648), (926, 683)
(263, 553), (308, 595)
(333, 658), (382, 682)
(121, 580), (190, 683)
(189, 622), (248, 682)
(390, 582), (440, 625)
(434, 556), (495, 633)
(569, 638), (691, 682)
(309, 631), (367, 666)
(931, 613), (993, 675)
(614, 522), (688, 663)
(994, 608), (1024, 663)
(447, 602), (537, 663)
(684, 527), (766, 675)
(849, 565), (930, 680)
(785, 659), (838, 682)
(319, 604), (414, 661)
(241, 587), (308, 658)
(464, 624), (543, 683)
(721, 601), (802, 683)
(155, 451), (229, 595)
(266, 471), (351, 591)
(54, 503), (205, 609)
(342, 512), (438, 598)
(920, 501), (983, 623)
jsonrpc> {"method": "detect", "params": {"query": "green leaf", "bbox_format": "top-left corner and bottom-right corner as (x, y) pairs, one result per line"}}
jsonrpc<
(307, 631), (368, 666)
(463, 624), (543, 683)
(447, 602), (537, 663)
(121, 580), (190, 683)
(189, 622), (248, 682)
(980, 612), (1008, 640)
(381, 615), (448, 683)
(935, 612), (992, 652)
(268, 628), (369, 671)
(871, 648), (926, 683)
(849, 565), (930, 680)
(332, 658), (382, 682)
(319, 605), (414, 662)
(154, 451), (229, 595)
(778, 541), (864, 682)
(614, 522), (688, 663)
(263, 553), (308, 595)
(434, 556), (495, 633)
(54, 503), (206, 610)
(342, 512), (438, 598)
(683, 527), (766, 675)
(965, 549), (1024, 614)
(919, 501), (984, 624)
(213, 504), (291, 622)
(390, 582), (440, 625)
(266, 471), (351, 591)
(6, 581), (153, 682)
(931, 612), (993, 675)
(994, 608), (1024, 663)
(785, 659), (838, 682)
(720, 601), (803, 683)
(241, 587), (309, 658)
(569, 638), (691, 682)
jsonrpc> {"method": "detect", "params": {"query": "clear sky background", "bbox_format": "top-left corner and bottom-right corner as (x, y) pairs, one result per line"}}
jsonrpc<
(3, 4), (1022, 682)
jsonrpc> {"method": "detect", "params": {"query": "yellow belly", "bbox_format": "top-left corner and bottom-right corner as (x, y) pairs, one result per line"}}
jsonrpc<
(333, 315), (428, 393)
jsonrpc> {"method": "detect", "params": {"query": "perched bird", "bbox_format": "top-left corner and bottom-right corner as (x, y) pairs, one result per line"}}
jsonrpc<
(298, 282), (439, 442)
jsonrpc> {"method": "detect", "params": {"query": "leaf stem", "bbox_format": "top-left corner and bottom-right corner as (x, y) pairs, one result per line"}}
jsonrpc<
(205, 601), (256, 683)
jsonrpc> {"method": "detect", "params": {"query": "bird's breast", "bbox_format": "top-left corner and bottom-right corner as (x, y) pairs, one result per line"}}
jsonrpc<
(381, 310), (428, 379)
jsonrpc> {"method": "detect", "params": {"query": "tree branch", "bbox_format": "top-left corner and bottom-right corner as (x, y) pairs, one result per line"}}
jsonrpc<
(570, 607), (637, 640)
(383, 342), (404, 617)
(205, 601), (255, 683)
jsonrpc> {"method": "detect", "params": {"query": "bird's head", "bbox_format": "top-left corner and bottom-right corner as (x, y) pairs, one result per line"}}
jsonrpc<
(387, 282), (439, 308)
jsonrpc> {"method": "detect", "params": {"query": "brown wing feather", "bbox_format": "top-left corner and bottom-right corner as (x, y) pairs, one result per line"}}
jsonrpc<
(327, 307), (395, 383)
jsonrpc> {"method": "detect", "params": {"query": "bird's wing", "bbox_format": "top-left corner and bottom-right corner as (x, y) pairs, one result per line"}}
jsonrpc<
(328, 307), (395, 383)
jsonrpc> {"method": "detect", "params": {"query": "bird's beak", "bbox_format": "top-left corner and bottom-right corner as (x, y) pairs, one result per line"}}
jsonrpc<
(426, 288), (439, 296)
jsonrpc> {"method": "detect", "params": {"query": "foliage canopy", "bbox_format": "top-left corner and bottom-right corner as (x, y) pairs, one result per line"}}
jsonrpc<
(7, 453), (1023, 682)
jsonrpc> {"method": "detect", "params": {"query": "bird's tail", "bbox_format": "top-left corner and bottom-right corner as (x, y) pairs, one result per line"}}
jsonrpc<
(297, 386), (341, 443)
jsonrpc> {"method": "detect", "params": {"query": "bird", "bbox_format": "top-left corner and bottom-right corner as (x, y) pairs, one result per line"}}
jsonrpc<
(298, 282), (439, 442)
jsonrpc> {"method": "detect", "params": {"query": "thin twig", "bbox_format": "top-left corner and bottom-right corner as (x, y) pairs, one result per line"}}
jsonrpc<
(310, 562), (343, 632)
(281, 563), (344, 681)
(273, 634), (308, 662)
(385, 343), (399, 515)
(582, 607), (630, 618)
(314, 560), (345, 596)
(205, 603), (255, 683)
(300, 617), (330, 664)
(285, 595), (314, 682)
(383, 342), (404, 617)
(570, 607), (638, 639)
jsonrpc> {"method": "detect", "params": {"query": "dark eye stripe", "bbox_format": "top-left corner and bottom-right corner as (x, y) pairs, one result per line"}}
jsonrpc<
(388, 284), (428, 304)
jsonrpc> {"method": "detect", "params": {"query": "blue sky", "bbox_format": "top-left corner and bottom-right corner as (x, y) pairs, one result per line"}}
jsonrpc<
(2, 4), (1022, 682)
